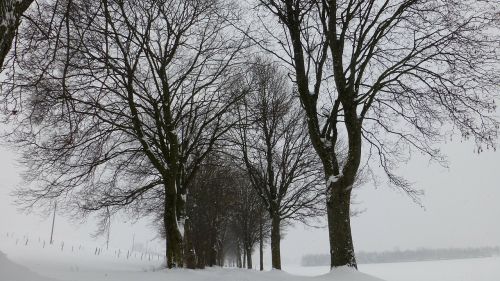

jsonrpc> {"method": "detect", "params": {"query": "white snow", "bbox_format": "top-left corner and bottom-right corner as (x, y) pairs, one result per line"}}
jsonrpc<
(0, 232), (384, 281)
(326, 173), (342, 186)
(0, 249), (384, 281)
(2, 232), (500, 281)
(285, 257), (500, 281)
(0, 251), (56, 281)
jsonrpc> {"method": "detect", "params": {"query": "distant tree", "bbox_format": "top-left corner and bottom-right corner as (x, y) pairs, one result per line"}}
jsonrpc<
(302, 246), (500, 266)
(184, 155), (239, 268)
(229, 173), (268, 269)
(231, 59), (324, 269)
(253, 0), (499, 269)
(1, 0), (245, 268)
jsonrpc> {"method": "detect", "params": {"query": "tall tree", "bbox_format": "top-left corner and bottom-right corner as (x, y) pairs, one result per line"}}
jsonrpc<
(1, 0), (245, 268)
(254, 0), (499, 268)
(232, 59), (323, 269)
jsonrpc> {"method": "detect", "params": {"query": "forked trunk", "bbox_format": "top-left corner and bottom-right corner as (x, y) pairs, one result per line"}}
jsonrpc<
(327, 186), (357, 268)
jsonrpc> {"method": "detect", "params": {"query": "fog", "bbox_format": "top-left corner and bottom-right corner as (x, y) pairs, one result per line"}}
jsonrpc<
(1, 137), (499, 265)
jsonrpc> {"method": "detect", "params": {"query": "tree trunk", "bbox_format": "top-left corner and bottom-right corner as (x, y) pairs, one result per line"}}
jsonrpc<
(242, 247), (246, 268)
(164, 179), (183, 268)
(270, 215), (281, 269)
(183, 218), (197, 269)
(0, 0), (33, 68)
(207, 232), (217, 267)
(236, 246), (242, 268)
(259, 219), (264, 271)
(246, 246), (252, 269)
(327, 186), (357, 268)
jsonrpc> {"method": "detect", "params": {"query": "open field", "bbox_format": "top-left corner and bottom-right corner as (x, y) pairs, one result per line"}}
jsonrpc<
(1, 232), (498, 281)
(285, 257), (500, 281)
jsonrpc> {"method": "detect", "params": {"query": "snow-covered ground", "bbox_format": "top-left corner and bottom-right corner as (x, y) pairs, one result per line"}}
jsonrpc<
(0, 232), (382, 281)
(1, 232), (499, 281)
(285, 257), (500, 281)
(0, 251), (381, 281)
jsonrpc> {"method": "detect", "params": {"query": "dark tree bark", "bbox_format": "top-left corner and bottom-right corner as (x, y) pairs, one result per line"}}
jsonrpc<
(270, 215), (281, 269)
(242, 248), (246, 268)
(246, 245), (253, 269)
(183, 218), (197, 269)
(327, 188), (355, 268)
(0, 0), (33, 68)
(236, 246), (242, 268)
(259, 217), (264, 271)
(164, 197), (183, 267)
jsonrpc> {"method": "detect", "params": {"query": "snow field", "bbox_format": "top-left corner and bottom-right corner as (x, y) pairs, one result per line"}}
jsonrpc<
(2, 231), (499, 281)
(285, 257), (500, 281)
(0, 231), (383, 281)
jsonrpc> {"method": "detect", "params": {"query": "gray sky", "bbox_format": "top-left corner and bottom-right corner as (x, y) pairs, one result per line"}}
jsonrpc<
(1, 136), (499, 264)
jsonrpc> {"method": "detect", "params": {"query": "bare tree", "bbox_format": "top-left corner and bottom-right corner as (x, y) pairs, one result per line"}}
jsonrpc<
(231, 58), (323, 269)
(253, 0), (499, 268)
(1, 0), (245, 268)
(228, 173), (268, 269)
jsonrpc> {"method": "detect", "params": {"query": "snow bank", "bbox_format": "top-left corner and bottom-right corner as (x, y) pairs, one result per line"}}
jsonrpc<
(0, 251), (57, 281)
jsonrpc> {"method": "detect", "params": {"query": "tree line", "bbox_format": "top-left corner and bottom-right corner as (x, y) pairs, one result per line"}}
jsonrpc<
(1, 0), (498, 271)
(302, 247), (500, 266)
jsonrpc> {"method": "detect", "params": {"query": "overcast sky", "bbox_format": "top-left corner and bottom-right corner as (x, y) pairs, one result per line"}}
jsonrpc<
(1, 135), (499, 265)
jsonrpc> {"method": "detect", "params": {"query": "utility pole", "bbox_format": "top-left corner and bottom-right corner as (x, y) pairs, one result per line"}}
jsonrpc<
(49, 201), (57, 244)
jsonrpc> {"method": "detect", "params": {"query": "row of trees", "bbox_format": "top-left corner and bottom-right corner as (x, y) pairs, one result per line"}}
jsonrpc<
(1, 0), (499, 271)
(0, 0), (324, 268)
(175, 154), (270, 269)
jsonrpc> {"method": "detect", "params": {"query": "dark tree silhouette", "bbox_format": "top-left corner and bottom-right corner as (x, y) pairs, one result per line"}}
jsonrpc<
(184, 155), (240, 268)
(231, 59), (324, 269)
(253, 0), (499, 268)
(1, 0), (245, 268)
